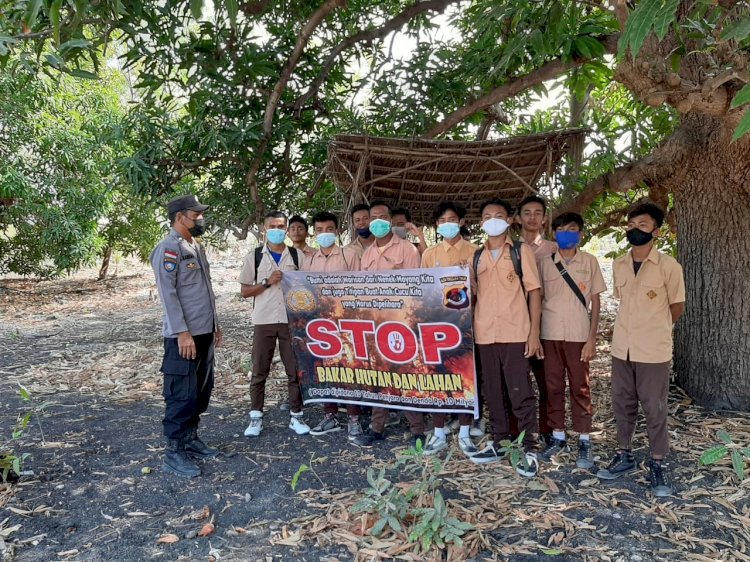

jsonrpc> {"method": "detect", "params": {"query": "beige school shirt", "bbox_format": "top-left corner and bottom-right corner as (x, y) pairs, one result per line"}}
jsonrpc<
(539, 250), (606, 342)
(471, 239), (542, 344)
(305, 245), (361, 273)
(239, 245), (301, 325)
(611, 246), (685, 363)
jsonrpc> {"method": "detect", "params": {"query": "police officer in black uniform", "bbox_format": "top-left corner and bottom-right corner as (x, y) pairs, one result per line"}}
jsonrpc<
(150, 195), (223, 477)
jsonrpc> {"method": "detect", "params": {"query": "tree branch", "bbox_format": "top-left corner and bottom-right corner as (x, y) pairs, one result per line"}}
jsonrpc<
(243, 0), (346, 227)
(294, 0), (462, 112)
(423, 34), (619, 139)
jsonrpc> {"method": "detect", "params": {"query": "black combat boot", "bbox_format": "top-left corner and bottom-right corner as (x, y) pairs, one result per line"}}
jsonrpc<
(183, 427), (219, 458)
(163, 438), (201, 478)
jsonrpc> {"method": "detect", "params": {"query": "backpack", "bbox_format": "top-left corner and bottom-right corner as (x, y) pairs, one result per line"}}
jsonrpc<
(472, 240), (525, 293)
(254, 245), (300, 282)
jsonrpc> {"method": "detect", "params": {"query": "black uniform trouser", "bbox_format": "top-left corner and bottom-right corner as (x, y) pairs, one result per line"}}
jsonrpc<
(161, 333), (215, 440)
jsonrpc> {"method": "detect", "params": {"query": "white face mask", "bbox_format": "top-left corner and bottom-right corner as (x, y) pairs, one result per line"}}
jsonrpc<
(482, 218), (510, 237)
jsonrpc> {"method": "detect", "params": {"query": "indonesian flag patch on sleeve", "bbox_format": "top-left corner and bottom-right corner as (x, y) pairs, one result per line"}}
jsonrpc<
(164, 249), (178, 272)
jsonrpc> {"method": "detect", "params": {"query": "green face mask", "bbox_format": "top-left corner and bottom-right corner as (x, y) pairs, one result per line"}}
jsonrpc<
(369, 219), (392, 239)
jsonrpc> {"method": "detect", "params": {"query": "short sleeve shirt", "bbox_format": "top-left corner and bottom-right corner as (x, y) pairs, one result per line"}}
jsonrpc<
(539, 250), (606, 342)
(361, 235), (421, 271)
(611, 246), (685, 363)
(305, 245), (361, 272)
(344, 237), (373, 259)
(239, 245), (301, 325)
(471, 239), (542, 344)
(421, 238), (478, 268)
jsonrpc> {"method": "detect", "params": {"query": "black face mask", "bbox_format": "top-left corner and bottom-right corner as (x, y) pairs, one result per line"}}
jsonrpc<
(188, 218), (206, 237)
(356, 227), (372, 239)
(626, 227), (653, 246)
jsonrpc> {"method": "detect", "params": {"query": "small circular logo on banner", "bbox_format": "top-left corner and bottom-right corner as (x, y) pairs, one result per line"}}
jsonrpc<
(388, 331), (405, 353)
(287, 290), (315, 312)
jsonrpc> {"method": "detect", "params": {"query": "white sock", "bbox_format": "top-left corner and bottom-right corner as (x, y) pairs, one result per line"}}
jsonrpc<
(553, 430), (566, 441)
(434, 427), (447, 439)
(459, 425), (471, 438)
(579, 434), (590, 442)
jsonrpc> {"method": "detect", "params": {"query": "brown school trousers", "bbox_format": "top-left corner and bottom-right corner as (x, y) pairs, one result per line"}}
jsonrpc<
(508, 356), (549, 436)
(478, 342), (538, 451)
(611, 356), (671, 457)
(542, 340), (592, 433)
(371, 408), (425, 435)
(250, 323), (303, 413)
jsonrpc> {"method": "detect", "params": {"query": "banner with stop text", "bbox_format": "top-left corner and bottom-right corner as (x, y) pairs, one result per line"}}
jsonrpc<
(280, 266), (478, 416)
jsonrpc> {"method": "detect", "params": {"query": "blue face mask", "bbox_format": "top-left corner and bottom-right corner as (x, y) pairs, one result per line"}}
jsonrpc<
(436, 223), (461, 240)
(315, 232), (336, 249)
(266, 228), (286, 245)
(555, 230), (580, 250)
(369, 219), (391, 239)
(356, 227), (371, 239)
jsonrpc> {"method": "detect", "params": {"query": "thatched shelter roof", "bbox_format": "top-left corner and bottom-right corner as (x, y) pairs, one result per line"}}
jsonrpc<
(326, 129), (586, 224)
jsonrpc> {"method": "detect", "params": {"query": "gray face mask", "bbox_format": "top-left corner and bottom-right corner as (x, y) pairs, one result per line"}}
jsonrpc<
(392, 226), (408, 239)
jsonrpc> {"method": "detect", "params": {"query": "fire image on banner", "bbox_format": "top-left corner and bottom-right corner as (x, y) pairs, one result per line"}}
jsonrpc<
(281, 266), (478, 416)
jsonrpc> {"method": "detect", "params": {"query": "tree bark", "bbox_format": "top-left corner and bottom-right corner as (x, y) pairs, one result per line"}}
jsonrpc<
(671, 115), (750, 409)
(98, 245), (112, 281)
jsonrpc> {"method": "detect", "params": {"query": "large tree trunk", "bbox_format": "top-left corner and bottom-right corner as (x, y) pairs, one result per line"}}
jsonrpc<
(671, 115), (750, 409)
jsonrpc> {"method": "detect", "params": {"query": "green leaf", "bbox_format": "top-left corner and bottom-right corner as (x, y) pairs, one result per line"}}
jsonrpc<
(190, 0), (204, 19)
(290, 463), (309, 491)
(371, 517), (387, 536)
(387, 515), (401, 532)
(68, 69), (98, 79)
(59, 38), (92, 52)
(18, 384), (30, 401)
(619, 0), (671, 58)
(653, 0), (680, 40)
(700, 445), (728, 465)
(23, 0), (44, 31)
(50, 0), (62, 46)
(730, 84), (750, 109)
(226, 0), (239, 30)
(542, 549), (564, 555)
(717, 429), (734, 444)
(731, 449), (745, 480)
(732, 108), (750, 142)
(721, 17), (750, 42)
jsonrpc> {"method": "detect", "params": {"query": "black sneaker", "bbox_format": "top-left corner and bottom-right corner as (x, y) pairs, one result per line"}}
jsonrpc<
(596, 451), (636, 480)
(648, 460), (672, 497)
(540, 432), (553, 447)
(353, 430), (384, 447)
(540, 438), (567, 462)
(310, 415), (342, 436)
(469, 443), (505, 465)
(576, 439), (594, 469)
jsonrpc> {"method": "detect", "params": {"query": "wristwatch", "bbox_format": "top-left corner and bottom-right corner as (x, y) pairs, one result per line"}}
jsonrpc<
(260, 278), (269, 289)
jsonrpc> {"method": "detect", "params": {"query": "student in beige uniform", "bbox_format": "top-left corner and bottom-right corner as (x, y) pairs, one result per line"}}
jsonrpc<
(468, 198), (543, 477)
(239, 211), (311, 438)
(596, 203), (685, 498)
(419, 202), (480, 458)
(288, 215), (316, 262)
(538, 212), (606, 469)
(344, 203), (374, 258)
(516, 195), (556, 443)
(303, 211), (373, 447)
(360, 200), (425, 448)
(391, 207), (429, 255)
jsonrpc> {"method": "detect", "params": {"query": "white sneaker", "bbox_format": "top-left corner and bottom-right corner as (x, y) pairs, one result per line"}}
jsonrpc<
(289, 413), (311, 435)
(516, 452), (539, 478)
(470, 419), (485, 437)
(458, 436), (480, 457)
(445, 418), (460, 433)
(423, 434), (448, 456)
(244, 411), (263, 437)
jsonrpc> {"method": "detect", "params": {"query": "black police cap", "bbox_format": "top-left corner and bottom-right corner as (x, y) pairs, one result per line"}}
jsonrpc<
(167, 194), (209, 215)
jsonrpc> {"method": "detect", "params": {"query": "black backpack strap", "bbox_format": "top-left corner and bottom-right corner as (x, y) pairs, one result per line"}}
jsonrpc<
(551, 253), (587, 308)
(511, 240), (525, 293)
(289, 247), (300, 270)
(472, 247), (483, 288)
(254, 246), (263, 283)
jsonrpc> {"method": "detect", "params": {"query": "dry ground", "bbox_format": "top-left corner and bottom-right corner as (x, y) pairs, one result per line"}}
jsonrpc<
(2, 251), (750, 562)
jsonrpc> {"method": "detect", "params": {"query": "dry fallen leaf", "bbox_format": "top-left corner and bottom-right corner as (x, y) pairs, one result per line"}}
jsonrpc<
(198, 522), (215, 537)
(156, 533), (179, 544)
